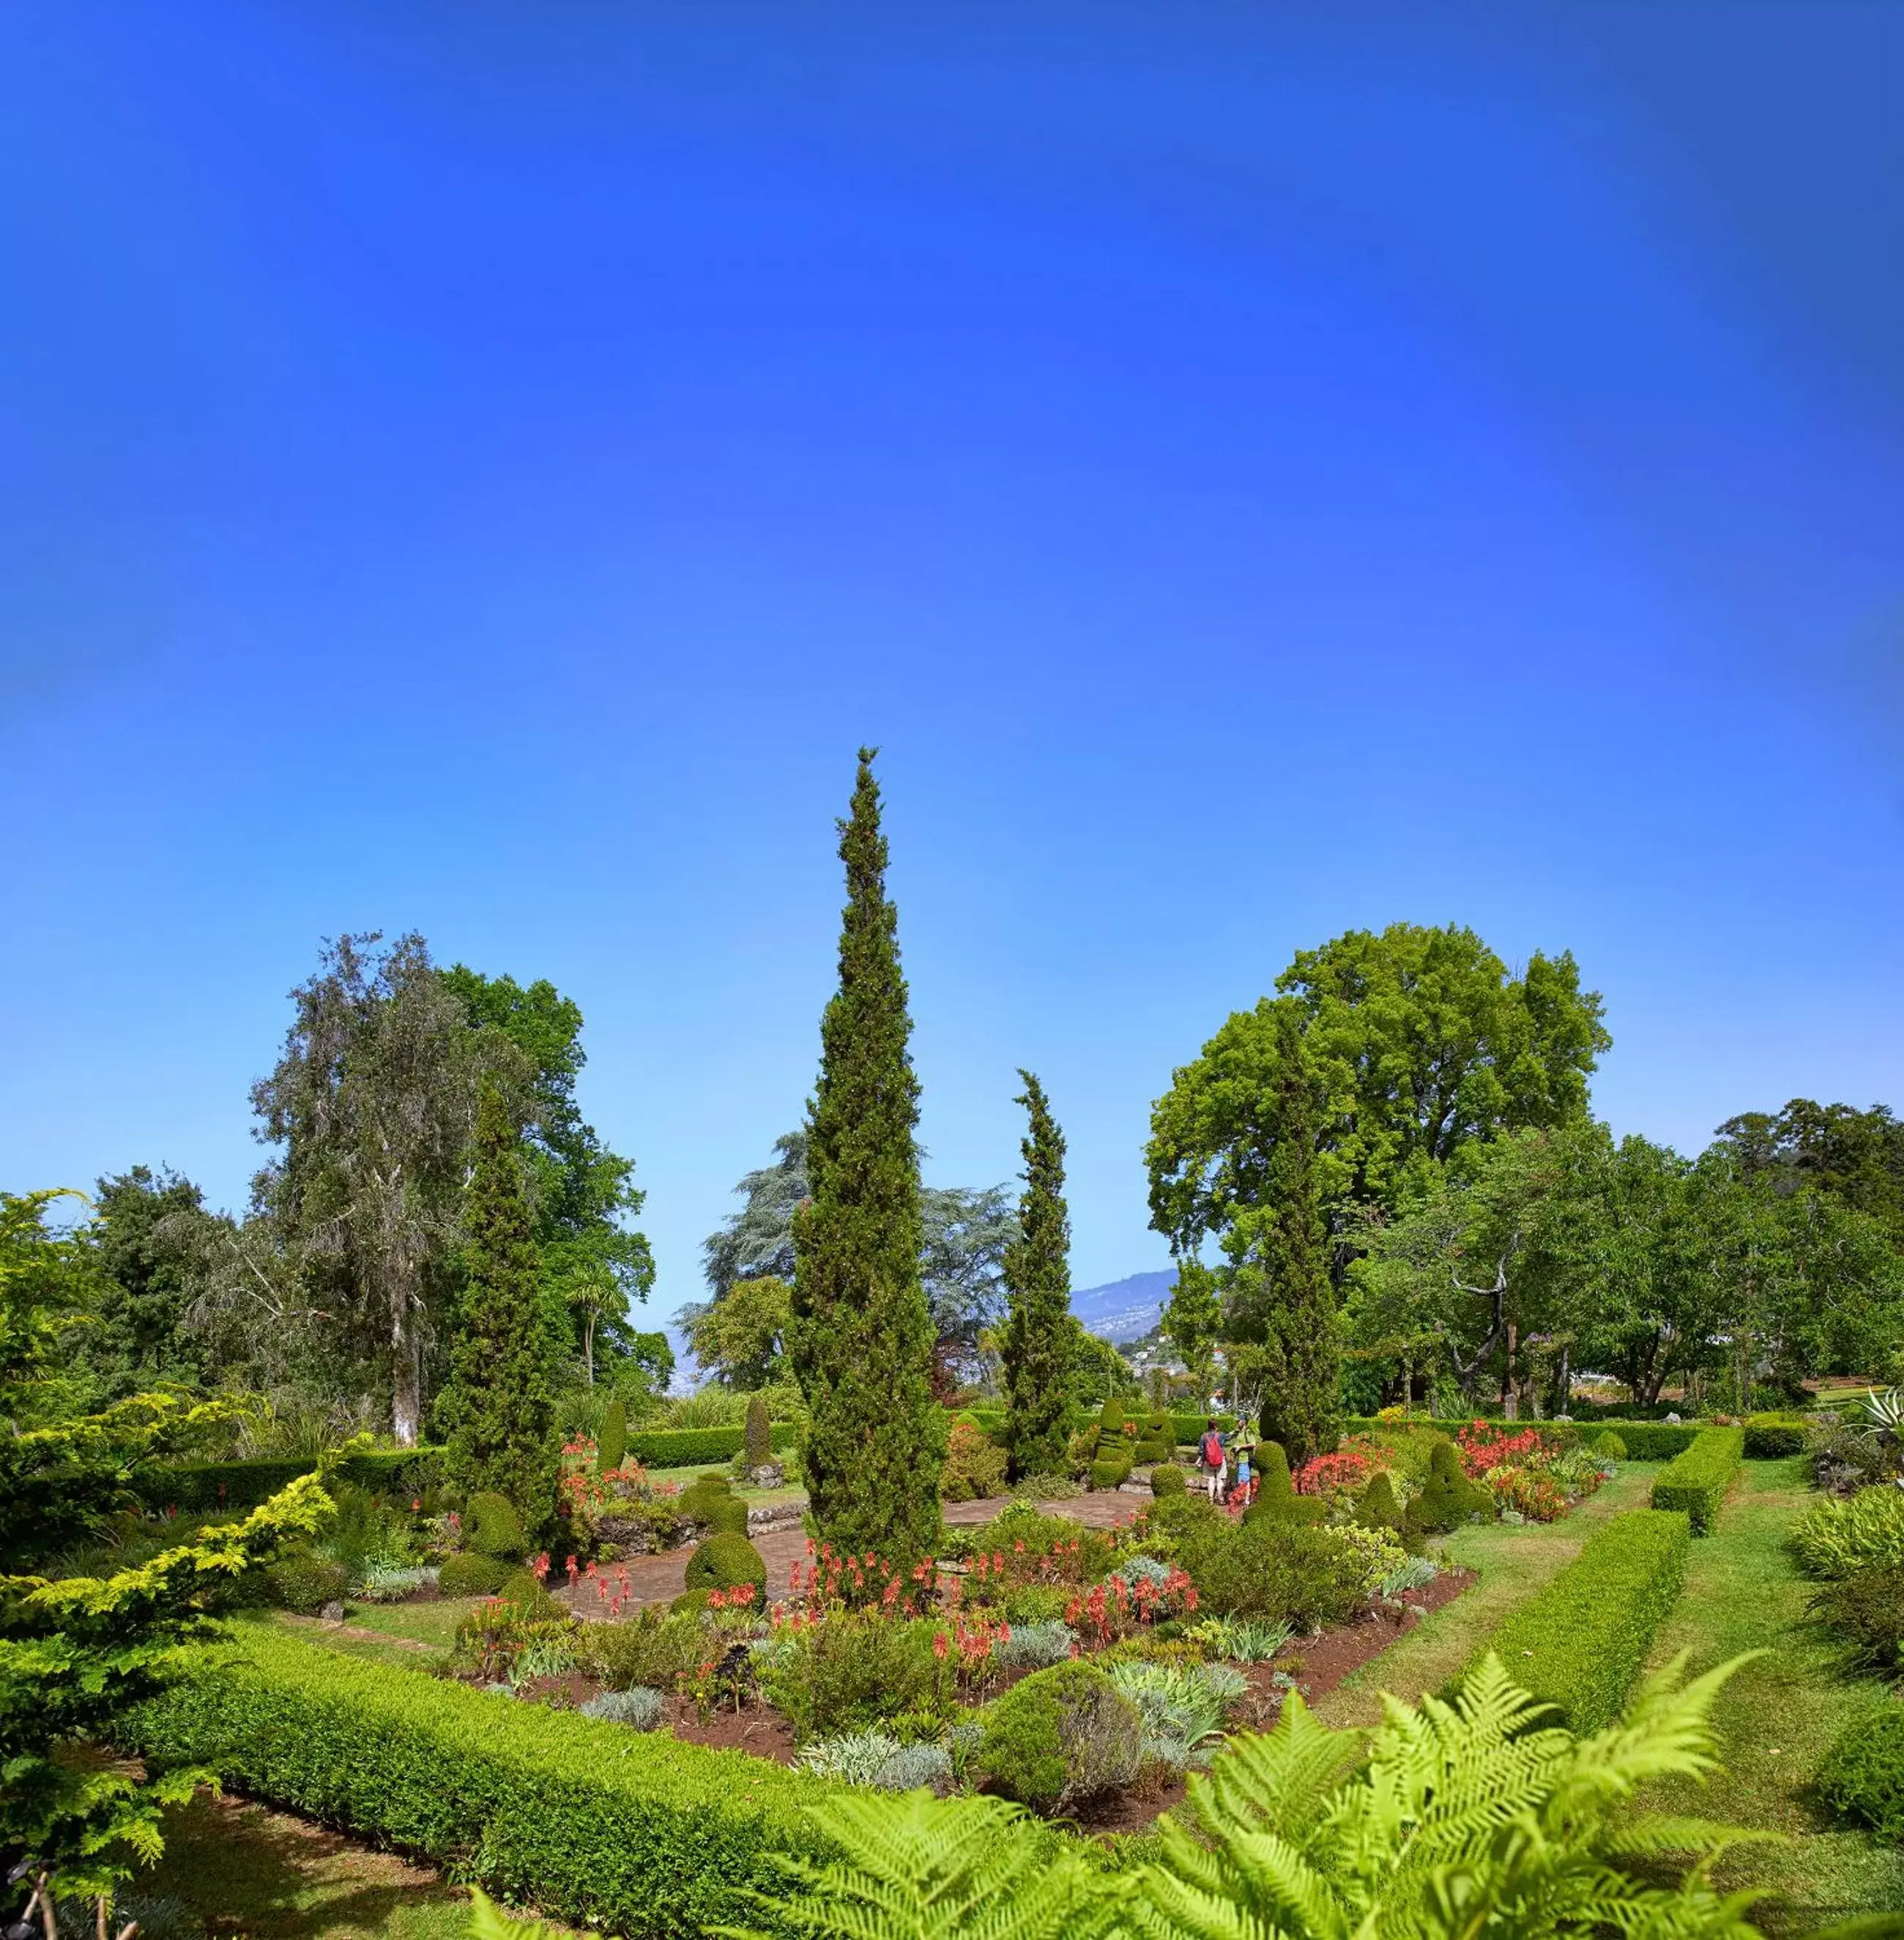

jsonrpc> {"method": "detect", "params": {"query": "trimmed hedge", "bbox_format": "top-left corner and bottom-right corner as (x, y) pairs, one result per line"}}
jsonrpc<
(625, 1422), (798, 1469)
(1816, 1700), (1904, 1846)
(1741, 1415), (1809, 1458)
(1340, 1416), (1703, 1461)
(1650, 1427), (1743, 1535)
(123, 1624), (835, 1933)
(133, 1448), (448, 1513)
(1477, 1509), (1690, 1733)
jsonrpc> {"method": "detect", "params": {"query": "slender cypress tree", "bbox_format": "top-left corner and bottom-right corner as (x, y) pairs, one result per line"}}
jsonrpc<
(1001, 1071), (1074, 1479)
(442, 1078), (560, 1532)
(1249, 1001), (1339, 1464)
(789, 749), (942, 1561)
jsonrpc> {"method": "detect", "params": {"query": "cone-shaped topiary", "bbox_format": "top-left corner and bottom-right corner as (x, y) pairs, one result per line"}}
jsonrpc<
(465, 1491), (527, 1561)
(1356, 1471), (1405, 1539)
(743, 1394), (772, 1468)
(597, 1396), (628, 1476)
(790, 751), (943, 1566)
(1002, 1071), (1076, 1482)
(1254, 1439), (1295, 1505)
(1412, 1438), (1489, 1533)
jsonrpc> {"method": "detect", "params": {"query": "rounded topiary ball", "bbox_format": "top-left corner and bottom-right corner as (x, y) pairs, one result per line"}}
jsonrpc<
(437, 1551), (511, 1597)
(495, 1566), (559, 1618)
(683, 1531), (767, 1602)
(1150, 1464), (1186, 1497)
(1595, 1430), (1628, 1461)
(978, 1660), (1142, 1811)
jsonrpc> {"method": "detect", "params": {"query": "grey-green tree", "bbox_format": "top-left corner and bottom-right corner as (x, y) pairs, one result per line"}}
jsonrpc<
(1000, 1071), (1074, 1479)
(439, 1078), (559, 1531)
(789, 750), (943, 1562)
(1225, 1003), (1338, 1462)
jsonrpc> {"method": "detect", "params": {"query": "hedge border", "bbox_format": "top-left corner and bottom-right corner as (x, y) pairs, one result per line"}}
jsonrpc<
(124, 1623), (834, 1934)
(1649, 1427), (1743, 1535)
(1474, 1508), (1691, 1733)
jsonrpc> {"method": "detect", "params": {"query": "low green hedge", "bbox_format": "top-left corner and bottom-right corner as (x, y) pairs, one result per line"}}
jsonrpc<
(1741, 1415), (1809, 1458)
(134, 1448), (449, 1513)
(626, 1422), (797, 1469)
(1816, 1699), (1904, 1846)
(1650, 1427), (1743, 1534)
(1339, 1416), (1703, 1460)
(124, 1624), (834, 1933)
(1476, 1509), (1690, 1733)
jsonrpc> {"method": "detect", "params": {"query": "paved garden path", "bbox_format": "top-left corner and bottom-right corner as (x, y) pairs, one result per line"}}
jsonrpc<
(553, 1490), (1145, 1618)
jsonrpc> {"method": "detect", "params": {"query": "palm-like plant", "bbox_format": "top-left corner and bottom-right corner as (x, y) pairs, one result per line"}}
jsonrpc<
(1856, 1386), (1904, 1472)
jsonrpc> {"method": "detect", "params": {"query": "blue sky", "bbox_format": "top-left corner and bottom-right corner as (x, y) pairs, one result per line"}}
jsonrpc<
(4, 3), (1901, 1330)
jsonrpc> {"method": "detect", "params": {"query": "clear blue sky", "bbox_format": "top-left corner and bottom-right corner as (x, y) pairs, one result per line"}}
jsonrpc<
(4, 3), (1901, 1331)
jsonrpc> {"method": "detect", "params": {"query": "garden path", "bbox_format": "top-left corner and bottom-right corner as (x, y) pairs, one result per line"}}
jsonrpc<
(553, 1490), (1144, 1618)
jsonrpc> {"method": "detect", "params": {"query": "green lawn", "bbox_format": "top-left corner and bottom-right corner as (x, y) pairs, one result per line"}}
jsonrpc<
(1309, 1461), (1662, 1728)
(1637, 1457), (1904, 1933)
(642, 1462), (808, 1505)
(329, 1597), (483, 1649)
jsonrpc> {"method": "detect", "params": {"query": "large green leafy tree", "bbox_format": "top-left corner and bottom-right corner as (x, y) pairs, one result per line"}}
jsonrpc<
(790, 750), (942, 1563)
(250, 932), (527, 1443)
(441, 967), (655, 1383)
(1150, 924), (1610, 1260)
(439, 1079), (560, 1530)
(688, 1273), (793, 1389)
(73, 1166), (208, 1400)
(1000, 1071), (1074, 1480)
(1224, 1004), (1338, 1462)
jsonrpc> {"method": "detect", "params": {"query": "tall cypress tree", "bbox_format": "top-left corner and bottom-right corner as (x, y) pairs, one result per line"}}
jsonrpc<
(790, 749), (942, 1561)
(1001, 1071), (1074, 1479)
(1245, 1001), (1339, 1463)
(442, 1078), (559, 1532)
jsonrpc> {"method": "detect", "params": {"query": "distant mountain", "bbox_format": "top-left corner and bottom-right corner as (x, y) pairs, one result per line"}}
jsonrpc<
(1071, 1268), (1176, 1344)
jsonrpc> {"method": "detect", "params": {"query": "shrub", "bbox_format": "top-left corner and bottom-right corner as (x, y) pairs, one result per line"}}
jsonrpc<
(1328, 1523), (1411, 1599)
(1410, 1437), (1490, 1533)
(597, 1397), (628, 1476)
(941, 1416), (1009, 1504)
(1105, 1659), (1245, 1767)
(1097, 1398), (1128, 1439)
(978, 1660), (1142, 1811)
(1594, 1431), (1628, 1461)
(678, 1479), (735, 1528)
(699, 1496), (750, 1537)
(495, 1567), (559, 1619)
(1091, 1458), (1132, 1491)
(743, 1395), (772, 1468)
(121, 1624), (833, 1935)
(466, 1492), (528, 1561)
(1134, 1441), (1172, 1465)
(1790, 1486), (1904, 1579)
(761, 1613), (954, 1741)
(261, 1555), (349, 1614)
(1150, 1464), (1186, 1498)
(798, 1731), (953, 1793)
(622, 1423), (796, 1470)
(1476, 1509), (1689, 1732)
(1242, 1493), (1328, 1529)
(1810, 1565), (1904, 1669)
(1253, 1440), (1294, 1504)
(583, 1609), (707, 1692)
(1650, 1428), (1742, 1535)
(683, 1533), (767, 1601)
(437, 1551), (512, 1597)
(1002, 1583), (1074, 1625)
(1742, 1414), (1809, 1458)
(1179, 1517), (1365, 1627)
(995, 1620), (1078, 1671)
(1355, 1472), (1405, 1539)
(579, 1686), (663, 1730)
(1816, 1700), (1904, 1846)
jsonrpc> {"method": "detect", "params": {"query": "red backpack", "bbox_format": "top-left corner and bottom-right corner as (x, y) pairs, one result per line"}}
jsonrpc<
(1200, 1431), (1225, 1468)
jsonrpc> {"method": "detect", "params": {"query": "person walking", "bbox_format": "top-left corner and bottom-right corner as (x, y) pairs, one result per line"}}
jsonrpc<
(1198, 1417), (1228, 1505)
(1230, 1423), (1257, 1510)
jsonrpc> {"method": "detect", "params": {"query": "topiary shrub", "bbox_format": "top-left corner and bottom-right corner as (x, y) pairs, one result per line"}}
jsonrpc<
(1742, 1415), (1809, 1458)
(495, 1566), (560, 1619)
(1091, 1458), (1132, 1491)
(1097, 1397), (1128, 1439)
(683, 1532), (767, 1602)
(1179, 1517), (1364, 1626)
(466, 1492), (528, 1561)
(1253, 1439), (1294, 1504)
(678, 1479), (735, 1528)
(1410, 1439), (1488, 1534)
(671, 1588), (713, 1615)
(1650, 1427), (1742, 1535)
(978, 1660), (1142, 1812)
(743, 1394), (772, 1468)
(1356, 1471), (1404, 1535)
(437, 1551), (511, 1597)
(1816, 1699), (1904, 1846)
(598, 1397), (628, 1476)
(1133, 1441), (1172, 1465)
(261, 1555), (350, 1614)
(1243, 1493), (1327, 1528)
(1150, 1464), (1186, 1498)
(1594, 1430), (1628, 1461)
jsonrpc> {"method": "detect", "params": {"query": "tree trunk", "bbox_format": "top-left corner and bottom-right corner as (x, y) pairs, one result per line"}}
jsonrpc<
(1502, 1322), (1520, 1421)
(392, 1309), (421, 1446)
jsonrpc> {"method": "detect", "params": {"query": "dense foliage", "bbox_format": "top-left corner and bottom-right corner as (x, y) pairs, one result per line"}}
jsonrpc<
(1000, 1071), (1074, 1480)
(790, 751), (944, 1563)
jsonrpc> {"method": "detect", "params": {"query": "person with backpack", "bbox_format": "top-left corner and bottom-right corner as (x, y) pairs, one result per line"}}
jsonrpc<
(1198, 1418), (1228, 1504)
(1230, 1423), (1257, 1509)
